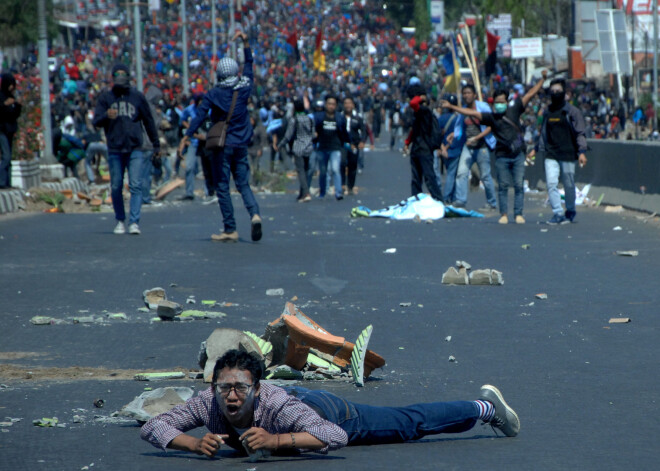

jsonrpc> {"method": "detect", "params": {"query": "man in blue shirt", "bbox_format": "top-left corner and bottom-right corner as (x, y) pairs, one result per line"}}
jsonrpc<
(436, 94), (462, 204)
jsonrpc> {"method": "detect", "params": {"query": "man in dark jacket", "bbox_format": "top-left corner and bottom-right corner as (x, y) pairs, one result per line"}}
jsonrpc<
(0, 73), (22, 188)
(93, 63), (160, 235)
(537, 79), (588, 225)
(403, 85), (443, 201)
(181, 31), (262, 242)
(313, 95), (350, 200)
(340, 97), (366, 195)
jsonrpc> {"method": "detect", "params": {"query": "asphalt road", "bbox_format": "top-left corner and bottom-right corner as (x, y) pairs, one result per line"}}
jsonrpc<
(1, 142), (658, 471)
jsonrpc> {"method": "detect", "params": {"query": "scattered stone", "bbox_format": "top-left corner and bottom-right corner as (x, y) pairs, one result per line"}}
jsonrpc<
(399, 302), (412, 307)
(540, 228), (548, 233)
(118, 387), (194, 424)
(535, 293), (548, 300)
(143, 288), (167, 310)
(604, 205), (624, 213)
(298, 272), (307, 277)
(188, 372), (203, 379)
(72, 415), (84, 423)
(468, 269), (492, 285)
(448, 355), (457, 363)
(441, 267), (469, 285)
(179, 310), (227, 319)
(609, 317), (631, 324)
(521, 244), (531, 250)
(134, 372), (185, 381)
(491, 270), (504, 285)
(383, 248), (397, 254)
(266, 365), (304, 380)
(0, 421), (13, 427)
(266, 288), (284, 296)
(93, 399), (105, 408)
(615, 251), (639, 257)
(455, 260), (472, 270)
(137, 307), (150, 313)
(186, 296), (196, 304)
(613, 226), (623, 231)
(107, 313), (127, 320)
(445, 336), (452, 342)
(30, 316), (63, 325)
(156, 300), (183, 320)
(33, 417), (58, 427)
(72, 316), (95, 324)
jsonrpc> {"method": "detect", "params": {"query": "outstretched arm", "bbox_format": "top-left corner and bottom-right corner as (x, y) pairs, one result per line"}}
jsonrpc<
(521, 70), (548, 107)
(440, 101), (483, 121)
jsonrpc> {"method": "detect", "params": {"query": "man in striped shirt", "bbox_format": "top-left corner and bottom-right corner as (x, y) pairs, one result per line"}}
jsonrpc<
(141, 350), (520, 458)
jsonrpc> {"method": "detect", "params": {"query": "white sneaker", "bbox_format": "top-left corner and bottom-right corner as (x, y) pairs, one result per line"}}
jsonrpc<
(128, 223), (141, 235)
(113, 222), (126, 234)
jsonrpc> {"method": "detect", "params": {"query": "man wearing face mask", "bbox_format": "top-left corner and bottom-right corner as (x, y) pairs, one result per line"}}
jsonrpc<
(93, 64), (160, 235)
(441, 70), (547, 224)
(537, 79), (588, 225)
(403, 84), (444, 202)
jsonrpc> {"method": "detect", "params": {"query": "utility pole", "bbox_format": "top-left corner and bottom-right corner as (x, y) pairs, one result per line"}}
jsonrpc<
(181, 0), (190, 96)
(212, 0), (217, 85)
(653, 0), (658, 130)
(37, 0), (54, 163)
(133, 2), (143, 91)
(229, 0), (236, 58)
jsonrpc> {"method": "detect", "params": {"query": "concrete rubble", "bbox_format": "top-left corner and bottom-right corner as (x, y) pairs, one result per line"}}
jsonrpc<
(143, 288), (167, 310)
(156, 300), (183, 320)
(118, 387), (194, 424)
(442, 262), (503, 286)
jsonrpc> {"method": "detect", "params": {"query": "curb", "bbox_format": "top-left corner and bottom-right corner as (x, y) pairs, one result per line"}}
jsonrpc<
(0, 190), (25, 215)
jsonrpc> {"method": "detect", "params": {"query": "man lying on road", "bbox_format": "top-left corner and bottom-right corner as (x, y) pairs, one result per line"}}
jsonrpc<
(141, 350), (520, 458)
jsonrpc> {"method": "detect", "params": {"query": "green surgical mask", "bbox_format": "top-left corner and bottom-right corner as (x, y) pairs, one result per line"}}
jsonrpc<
(494, 103), (507, 113)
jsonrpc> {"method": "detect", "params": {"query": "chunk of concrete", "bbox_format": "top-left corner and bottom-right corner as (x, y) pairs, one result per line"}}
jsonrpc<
(442, 267), (469, 285)
(156, 300), (183, 320)
(118, 387), (194, 424)
(200, 328), (263, 382)
(491, 270), (504, 285)
(143, 288), (167, 310)
(455, 260), (472, 270)
(469, 269), (492, 285)
(265, 365), (303, 380)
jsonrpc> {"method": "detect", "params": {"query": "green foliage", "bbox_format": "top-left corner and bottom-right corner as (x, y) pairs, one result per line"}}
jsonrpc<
(413, 0), (432, 42)
(0, 0), (58, 48)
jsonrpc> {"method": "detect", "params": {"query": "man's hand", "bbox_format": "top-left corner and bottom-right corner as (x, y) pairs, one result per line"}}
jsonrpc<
(541, 69), (548, 80)
(240, 427), (277, 451)
(439, 100), (452, 110)
(4, 97), (15, 106)
(358, 142), (365, 150)
(403, 143), (409, 155)
(233, 30), (248, 42)
(193, 433), (229, 457)
(178, 136), (189, 156)
(578, 153), (587, 167)
(107, 109), (118, 120)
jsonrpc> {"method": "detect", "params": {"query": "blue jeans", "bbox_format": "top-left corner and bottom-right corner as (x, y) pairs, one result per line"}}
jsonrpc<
(211, 146), (260, 233)
(495, 153), (526, 216)
(544, 158), (576, 216)
(108, 150), (145, 224)
(316, 149), (342, 198)
(184, 142), (199, 197)
(0, 132), (12, 187)
(283, 387), (479, 445)
(455, 146), (497, 207)
(85, 142), (108, 183)
(443, 156), (460, 203)
(141, 150), (153, 203)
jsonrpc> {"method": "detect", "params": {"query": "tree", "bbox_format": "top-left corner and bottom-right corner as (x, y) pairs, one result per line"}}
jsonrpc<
(0, 0), (58, 48)
(413, 0), (432, 42)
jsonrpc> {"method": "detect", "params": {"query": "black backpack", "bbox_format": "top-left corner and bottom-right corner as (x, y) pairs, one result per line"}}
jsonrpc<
(426, 115), (444, 151)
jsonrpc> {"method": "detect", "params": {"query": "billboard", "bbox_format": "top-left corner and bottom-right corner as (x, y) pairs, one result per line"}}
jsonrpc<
(430, 1), (445, 35)
(486, 14), (512, 58)
(511, 38), (543, 59)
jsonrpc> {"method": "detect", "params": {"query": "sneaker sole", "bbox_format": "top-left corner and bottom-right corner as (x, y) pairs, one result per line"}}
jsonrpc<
(251, 220), (262, 242)
(351, 325), (373, 387)
(479, 384), (520, 437)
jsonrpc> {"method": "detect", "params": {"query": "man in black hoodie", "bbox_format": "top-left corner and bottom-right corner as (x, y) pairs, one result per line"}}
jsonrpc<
(93, 64), (160, 235)
(0, 73), (22, 188)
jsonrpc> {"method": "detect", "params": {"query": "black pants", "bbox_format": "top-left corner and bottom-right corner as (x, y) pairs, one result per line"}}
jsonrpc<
(200, 149), (215, 196)
(341, 149), (359, 190)
(410, 152), (443, 201)
(294, 153), (311, 198)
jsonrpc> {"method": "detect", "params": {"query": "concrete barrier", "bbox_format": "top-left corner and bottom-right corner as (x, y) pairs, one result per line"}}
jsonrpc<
(525, 139), (660, 213)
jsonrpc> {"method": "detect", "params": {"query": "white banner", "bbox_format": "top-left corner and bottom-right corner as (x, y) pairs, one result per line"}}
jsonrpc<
(511, 38), (543, 59)
(148, 0), (161, 12)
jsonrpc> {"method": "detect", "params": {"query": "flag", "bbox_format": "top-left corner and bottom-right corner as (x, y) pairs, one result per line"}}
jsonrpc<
(485, 30), (500, 77)
(366, 32), (377, 55)
(286, 30), (300, 61)
(313, 26), (326, 72)
(442, 34), (461, 93)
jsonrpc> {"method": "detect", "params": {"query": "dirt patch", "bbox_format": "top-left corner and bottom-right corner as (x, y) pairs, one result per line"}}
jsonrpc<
(0, 364), (195, 383)
(0, 352), (47, 360)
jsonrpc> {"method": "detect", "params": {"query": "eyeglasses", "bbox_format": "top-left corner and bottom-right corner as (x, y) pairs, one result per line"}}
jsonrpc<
(213, 382), (254, 396)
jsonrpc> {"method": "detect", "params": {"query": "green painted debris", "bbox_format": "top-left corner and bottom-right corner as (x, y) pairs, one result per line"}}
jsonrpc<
(306, 353), (341, 373)
(134, 372), (185, 381)
(521, 244), (531, 250)
(298, 272), (307, 277)
(143, 387), (153, 391)
(150, 317), (161, 322)
(201, 300), (217, 306)
(265, 365), (303, 380)
(33, 417), (58, 427)
(243, 331), (273, 356)
(596, 193), (604, 207)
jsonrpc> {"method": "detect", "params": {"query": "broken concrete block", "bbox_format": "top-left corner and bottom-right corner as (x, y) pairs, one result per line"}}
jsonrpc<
(442, 267), (469, 285)
(179, 310), (227, 319)
(266, 288), (284, 296)
(134, 372), (185, 381)
(491, 270), (504, 285)
(143, 288), (166, 310)
(469, 269), (492, 285)
(604, 205), (624, 213)
(188, 372), (203, 379)
(156, 300), (183, 320)
(535, 293), (548, 300)
(399, 302), (412, 307)
(455, 260), (472, 270)
(609, 317), (631, 324)
(306, 352), (342, 373)
(200, 328), (263, 382)
(72, 316), (95, 324)
(265, 365), (303, 380)
(615, 251), (639, 257)
(108, 313), (128, 320)
(118, 387), (194, 424)
(30, 316), (63, 325)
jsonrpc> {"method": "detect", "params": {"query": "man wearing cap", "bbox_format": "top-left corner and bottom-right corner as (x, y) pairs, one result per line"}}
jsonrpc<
(181, 31), (262, 242)
(93, 64), (161, 235)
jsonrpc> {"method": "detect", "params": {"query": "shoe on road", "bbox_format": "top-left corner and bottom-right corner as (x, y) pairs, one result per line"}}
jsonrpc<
(211, 231), (239, 242)
(515, 215), (526, 224)
(498, 215), (508, 225)
(546, 214), (568, 225)
(113, 221), (126, 234)
(478, 384), (520, 437)
(251, 214), (262, 241)
(128, 223), (141, 235)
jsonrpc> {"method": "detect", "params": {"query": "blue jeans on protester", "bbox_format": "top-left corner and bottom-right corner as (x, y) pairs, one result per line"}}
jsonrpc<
(544, 158), (576, 216)
(0, 132), (12, 187)
(443, 156), (460, 203)
(141, 150), (153, 203)
(184, 142), (199, 197)
(283, 386), (479, 445)
(495, 153), (526, 217)
(316, 149), (342, 198)
(455, 146), (497, 207)
(108, 150), (145, 224)
(211, 146), (260, 233)
(85, 141), (108, 183)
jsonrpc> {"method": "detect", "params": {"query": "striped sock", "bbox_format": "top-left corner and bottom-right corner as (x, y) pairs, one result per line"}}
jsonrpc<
(474, 400), (495, 422)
